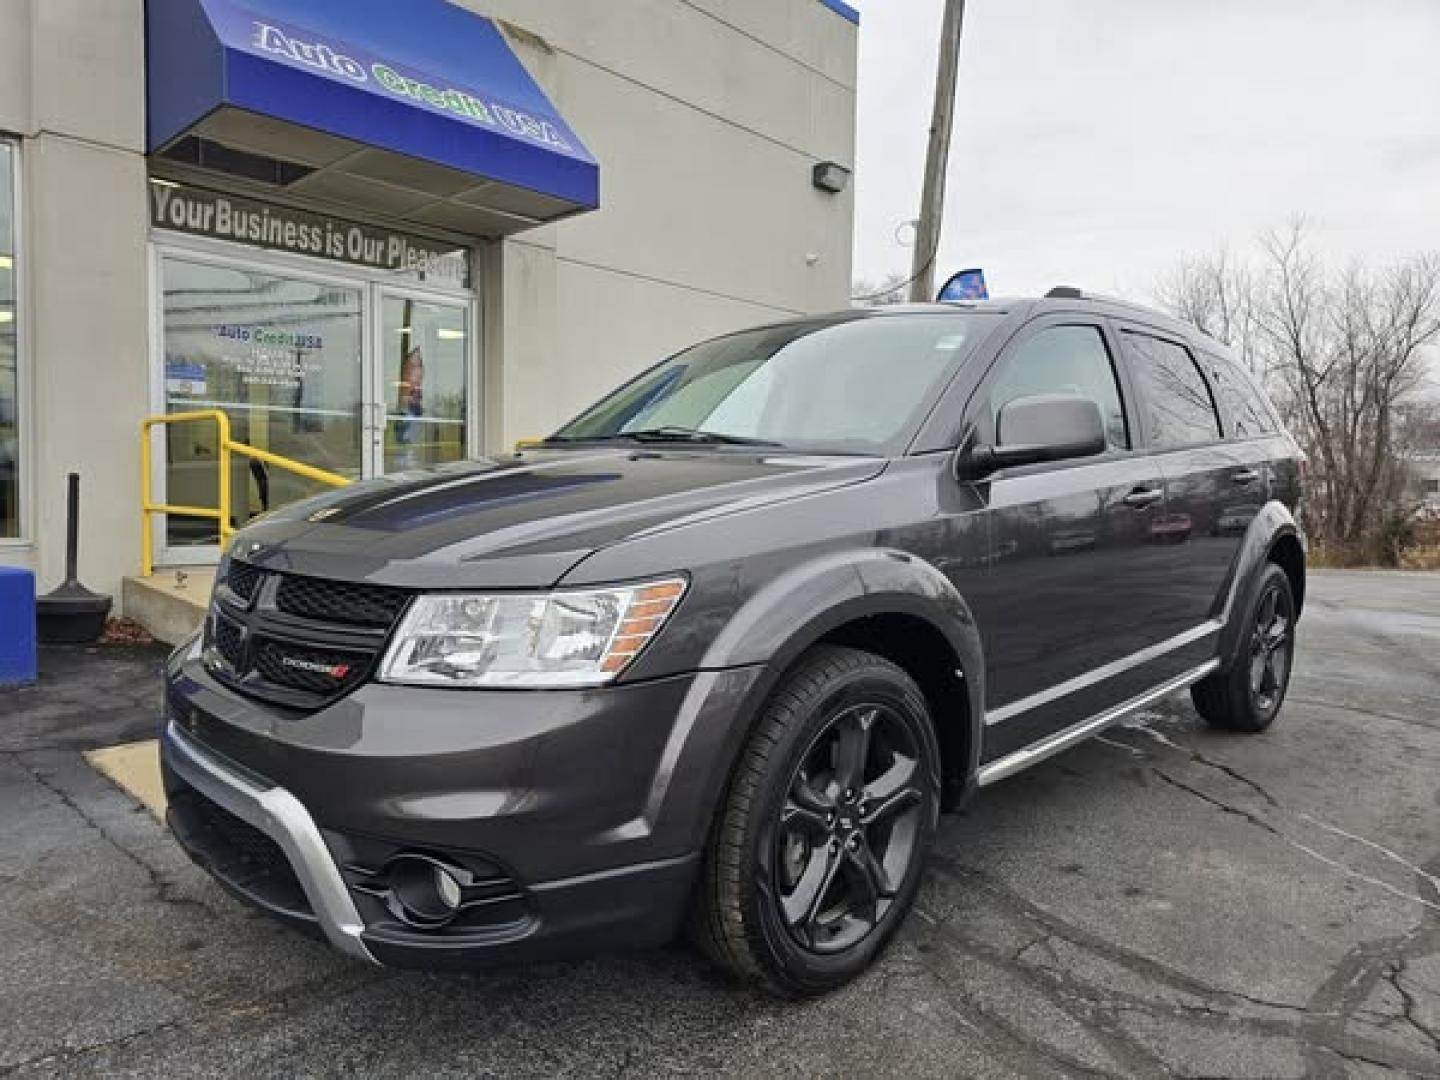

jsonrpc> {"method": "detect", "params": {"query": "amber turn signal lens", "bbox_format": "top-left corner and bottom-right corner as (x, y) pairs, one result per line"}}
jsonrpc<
(598, 578), (687, 677)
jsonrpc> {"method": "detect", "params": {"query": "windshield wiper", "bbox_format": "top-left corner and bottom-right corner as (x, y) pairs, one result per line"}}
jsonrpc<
(622, 427), (783, 447)
(543, 427), (782, 448)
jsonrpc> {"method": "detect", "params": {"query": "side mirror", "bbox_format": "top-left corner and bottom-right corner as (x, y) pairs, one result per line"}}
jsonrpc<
(963, 394), (1107, 479)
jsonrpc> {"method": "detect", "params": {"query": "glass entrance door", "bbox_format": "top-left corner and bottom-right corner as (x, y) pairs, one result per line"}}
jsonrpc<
(160, 255), (365, 551)
(155, 247), (475, 564)
(379, 292), (470, 473)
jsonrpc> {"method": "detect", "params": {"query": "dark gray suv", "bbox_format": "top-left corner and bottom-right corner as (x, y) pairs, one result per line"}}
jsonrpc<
(161, 290), (1304, 995)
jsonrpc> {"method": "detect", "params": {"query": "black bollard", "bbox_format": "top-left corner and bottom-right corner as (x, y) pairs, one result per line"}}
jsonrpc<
(36, 474), (113, 644)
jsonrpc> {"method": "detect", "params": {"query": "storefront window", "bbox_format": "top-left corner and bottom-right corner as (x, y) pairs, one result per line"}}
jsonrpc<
(0, 142), (19, 540)
(161, 256), (363, 546)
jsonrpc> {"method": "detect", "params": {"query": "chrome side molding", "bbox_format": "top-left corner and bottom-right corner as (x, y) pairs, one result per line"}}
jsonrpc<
(985, 620), (1223, 727)
(977, 659), (1220, 787)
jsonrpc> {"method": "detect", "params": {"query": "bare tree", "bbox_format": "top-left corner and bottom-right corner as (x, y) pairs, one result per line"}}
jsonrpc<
(851, 272), (909, 308)
(1159, 221), (1440, 564)
(1156, 247), (1262, 376)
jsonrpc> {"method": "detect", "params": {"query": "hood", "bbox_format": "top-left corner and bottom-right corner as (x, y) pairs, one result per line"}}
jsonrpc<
(232, 449), (886, 588)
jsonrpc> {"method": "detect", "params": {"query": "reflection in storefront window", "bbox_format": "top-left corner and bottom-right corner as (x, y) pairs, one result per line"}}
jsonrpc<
(161, 256), (363, 546)
(0, 143), (18, 539)
(383, 297), (467, 472)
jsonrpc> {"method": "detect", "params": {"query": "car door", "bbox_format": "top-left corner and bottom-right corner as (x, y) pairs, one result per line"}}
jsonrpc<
(1114, 324), (1255, 642)
(960, 317), (1175, 763)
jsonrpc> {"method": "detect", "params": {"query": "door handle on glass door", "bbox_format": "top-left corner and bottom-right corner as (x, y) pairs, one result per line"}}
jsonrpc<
(1123, 487), (1164, 510)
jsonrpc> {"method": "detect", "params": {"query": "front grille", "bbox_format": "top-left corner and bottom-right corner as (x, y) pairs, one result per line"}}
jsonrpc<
(167, 784), (313, 921)
(227, 559), (264, 602)
(205, 560), (410, 710)
(213, 611), (246, 670)
(252, 639), (372, 697)
(275, 575), (408, 628)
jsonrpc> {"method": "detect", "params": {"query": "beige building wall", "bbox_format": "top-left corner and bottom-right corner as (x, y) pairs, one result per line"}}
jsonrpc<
(0, 0), (150, 604)
(0, 0), (857, 605)
(478, 0), (858, 444)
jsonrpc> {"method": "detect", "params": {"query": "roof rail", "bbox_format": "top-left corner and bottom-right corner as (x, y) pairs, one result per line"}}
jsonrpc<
(1042, 285), (1225, 349)
(1044, 285), (1162, 318)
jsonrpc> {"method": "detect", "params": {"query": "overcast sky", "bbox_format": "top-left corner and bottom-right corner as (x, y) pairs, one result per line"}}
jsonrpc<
(850, 0), (1440, 303)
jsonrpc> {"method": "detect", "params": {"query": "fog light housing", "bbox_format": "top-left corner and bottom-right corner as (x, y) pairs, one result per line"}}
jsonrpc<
(385, 856), (465, 928)
(349, 851), (529, 932)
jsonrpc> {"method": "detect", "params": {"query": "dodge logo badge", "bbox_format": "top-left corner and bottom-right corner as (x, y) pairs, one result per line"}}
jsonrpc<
(281, 656), (351, 679)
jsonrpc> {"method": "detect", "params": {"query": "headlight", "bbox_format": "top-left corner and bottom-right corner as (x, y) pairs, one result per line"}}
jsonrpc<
(379, 577), (687, 688)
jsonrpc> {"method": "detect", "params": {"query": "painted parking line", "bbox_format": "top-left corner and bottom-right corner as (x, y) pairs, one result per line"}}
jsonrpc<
(85, 740), (166, 819)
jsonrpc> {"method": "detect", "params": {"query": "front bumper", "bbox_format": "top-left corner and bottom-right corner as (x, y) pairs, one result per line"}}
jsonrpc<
(161, 642), (763, 967)
(162, 720), (375, 962)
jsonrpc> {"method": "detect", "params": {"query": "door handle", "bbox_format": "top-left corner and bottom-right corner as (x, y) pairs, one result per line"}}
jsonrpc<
(1231, 468), (1261, 485)
(1123, 487), (1164, 510)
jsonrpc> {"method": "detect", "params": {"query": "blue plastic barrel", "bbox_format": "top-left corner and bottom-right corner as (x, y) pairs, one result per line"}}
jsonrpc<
(0, 566), (38, 688)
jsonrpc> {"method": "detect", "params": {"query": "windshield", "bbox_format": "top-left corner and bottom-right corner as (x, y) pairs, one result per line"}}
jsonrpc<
(549, 314), (997, 454)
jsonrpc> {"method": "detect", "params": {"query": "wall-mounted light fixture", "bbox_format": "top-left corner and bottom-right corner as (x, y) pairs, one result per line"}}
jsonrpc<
(812, 161), (852, 194)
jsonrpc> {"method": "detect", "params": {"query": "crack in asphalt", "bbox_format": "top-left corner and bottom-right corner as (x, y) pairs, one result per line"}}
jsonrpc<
(8, 751), (221, 921)
(1102, 717), (1440, 918)
(0, 967), (395, 1076)
(1286, 694), (1440, 734)
(0, 1016), (191, 1077)
(1391, 956), (1440, 1052)
(1101, 721), (1440, 1077)
(1298, 814), (1440, 899)
(1120, 715), (1281, 807)
(924, 841), (1440, 1076)
(906, 915), (1125, 1079)
(928, 853), (1313, 1016)
(1151, 768), (1440, 916)
(1301, 910), (1440, 1080)
(914, 856), (1337, 1077)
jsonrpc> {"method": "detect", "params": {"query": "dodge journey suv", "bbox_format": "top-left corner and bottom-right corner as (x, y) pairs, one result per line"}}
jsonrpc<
(162, 290), (1304, 995)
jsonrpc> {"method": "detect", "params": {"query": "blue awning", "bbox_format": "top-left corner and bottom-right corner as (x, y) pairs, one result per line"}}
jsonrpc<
(146, 0), (599, 236)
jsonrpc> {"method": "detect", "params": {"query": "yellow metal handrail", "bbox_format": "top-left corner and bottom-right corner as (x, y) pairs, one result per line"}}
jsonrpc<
(141, 409), (351, 576)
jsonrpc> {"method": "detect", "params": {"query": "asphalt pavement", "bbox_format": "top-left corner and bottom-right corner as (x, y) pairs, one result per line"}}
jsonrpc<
(2, 570), (1438, 1078)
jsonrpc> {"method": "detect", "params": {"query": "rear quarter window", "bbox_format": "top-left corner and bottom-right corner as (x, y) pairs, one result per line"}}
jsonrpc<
(1122, 331), (1222, 448)
(1201, 352), (1279, 439)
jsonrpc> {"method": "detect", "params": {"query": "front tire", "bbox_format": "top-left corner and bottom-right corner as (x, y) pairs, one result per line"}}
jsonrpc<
(692, 646), (941, 996)
(1191, 562), (1297, 733)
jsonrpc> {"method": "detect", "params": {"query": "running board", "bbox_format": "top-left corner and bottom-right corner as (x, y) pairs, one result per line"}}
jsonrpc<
(976, 659), (1220, 787)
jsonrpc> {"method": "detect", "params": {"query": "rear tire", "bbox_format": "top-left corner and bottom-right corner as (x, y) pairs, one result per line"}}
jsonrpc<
(692, 646), (941, 996)
(1191, 562), (1296, 733)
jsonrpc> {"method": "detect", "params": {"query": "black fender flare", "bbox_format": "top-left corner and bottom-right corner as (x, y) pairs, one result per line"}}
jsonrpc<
(1214, 500), (1306, 669)
(698, 549), (986, 807)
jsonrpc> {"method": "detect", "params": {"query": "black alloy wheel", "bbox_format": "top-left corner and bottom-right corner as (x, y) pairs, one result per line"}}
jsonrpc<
(774, 703), (925, 954)
(1192, 561), (1297, 732)
(1248, 577), (1294, 719)
(692, 646), (941, 996)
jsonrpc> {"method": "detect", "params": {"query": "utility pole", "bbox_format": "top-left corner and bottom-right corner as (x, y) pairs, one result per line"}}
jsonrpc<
(908, 0), (967, 302)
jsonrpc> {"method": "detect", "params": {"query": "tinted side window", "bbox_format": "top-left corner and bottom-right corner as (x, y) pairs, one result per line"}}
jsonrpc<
(989, 325), (1128, 450)
(1124, 332), (1221, 447)
(1202, 353), (1278, 439)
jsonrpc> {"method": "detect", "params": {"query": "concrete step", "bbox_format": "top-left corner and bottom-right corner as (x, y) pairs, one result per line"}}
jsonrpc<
(122, 568), (214, 645)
